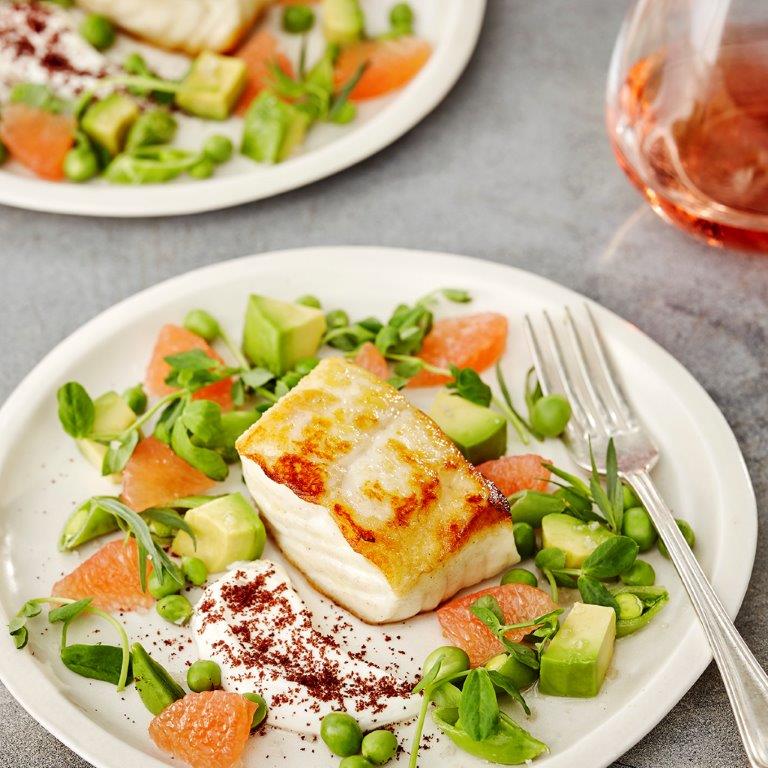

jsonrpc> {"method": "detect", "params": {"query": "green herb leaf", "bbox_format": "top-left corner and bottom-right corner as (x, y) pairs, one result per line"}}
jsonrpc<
(11, 626), (28, 649)
(606, 438), (624, 533)
(153, 396), (186, 444)
(459, 669), (499, 741)
(441, 288), (471, 303)
(20, 600), (43, 618)
(170, 418), (228, 481)
(577, 575), (620, 614)
(581, 536), (638, 580)
(48, 598), (92, 624)
(486, 670), (530, 716)
(57, 382), (95, 438)
(102, 428), (139, 475)
(470, 595), (505, 627)
(143, 507), (196, 545)
(181, 399), (223, 446)
(241, 367), (276, 389)
(447, 366), (492, 407)
(61, 643), (132, 686)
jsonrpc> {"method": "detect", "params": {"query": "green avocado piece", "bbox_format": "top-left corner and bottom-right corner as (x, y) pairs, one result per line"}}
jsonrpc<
(539, 602), (616, 697)
(176, 51), (247, 120)
(541, 513), (614, 568)
(171, 492), (266, 573)
(241, 91), (310, 164)
(428, 389), (507, 464)
(485, 652), (539, 691)
(75, 391), (137, 481)
(242, 294), (326, 375)
(82, 93), (140, 155)
(321, 0), (364, 43)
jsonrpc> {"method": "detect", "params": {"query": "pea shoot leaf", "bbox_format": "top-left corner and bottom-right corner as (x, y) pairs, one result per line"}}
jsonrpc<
(487, 670), (530, 715)
(180, 399), (223, 446)
(577, 575), (620, 615)
(447, 366), (492, 407)
(459, 669), (499, 741)
(102, 429), (139, 475)
(241, 367), (275, 389)
(57, 382), (95, 438)
(48, 598), (92, 624)
(171, 418), (228, 481)
(581, 536), (638, 580)
(61, 643), (132, 686)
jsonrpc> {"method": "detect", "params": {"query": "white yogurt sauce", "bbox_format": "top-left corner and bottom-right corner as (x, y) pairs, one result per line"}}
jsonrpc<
(192, 560), (419, 734)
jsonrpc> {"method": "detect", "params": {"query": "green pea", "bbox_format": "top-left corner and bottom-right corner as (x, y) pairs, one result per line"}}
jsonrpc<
(122, 383), (147, 415)
(326, 309), (350, 330)
(361, 729), (397, 764)
(534, 546), (566, 570)
(156, 594), (193, 625)
(182, 556), (208, 586)
(149, 569), (184, 599)
(616, 592), (644, 621)
(320, 712), (363, 757)
(512, 522), (536, 558)
(658, 519), (695, 558)
(243, 692), (268, 729)
(421, 645), (469, 680)
(621, 506), (657, 552)
(183, 309), (220, 342)
(500, 567), (538, 588)
(282, 4), (315, 34)
(79, 13), (116, 50)
(203, 134), (233, 165)
(0, 139), (8, 164)
(125, 109), (177, 151)
(187, 659), (221, 692)
(339, 758), (373, 768)
(296, 294), (322, 309)
(622, 484), (641, 509)
(64, 145), (99, 182)
(189, 158), (214, 179)
(530, 394), (571, 437)
(620, 559), (655, 587)
(389, 2), (414, 34)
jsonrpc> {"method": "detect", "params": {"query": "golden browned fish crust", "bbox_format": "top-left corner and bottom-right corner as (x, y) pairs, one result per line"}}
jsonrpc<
(237, 358), (510, 595)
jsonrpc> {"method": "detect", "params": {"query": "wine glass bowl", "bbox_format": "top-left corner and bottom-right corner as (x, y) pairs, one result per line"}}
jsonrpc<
(607, 0), (768, 251)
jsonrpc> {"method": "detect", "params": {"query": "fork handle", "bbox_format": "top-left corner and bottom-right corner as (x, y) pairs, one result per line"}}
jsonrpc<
(624, 469), (768, 768)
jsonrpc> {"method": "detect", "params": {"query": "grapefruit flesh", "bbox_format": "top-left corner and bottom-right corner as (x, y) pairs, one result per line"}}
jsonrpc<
(121, 437), (215, 512)
(149, 691), (257, 768)
(407, 312), (508, 387)
(334, 37), (432, 101)
(0, 103), (75, 180)
(144, 324), (233, 410)
(437, 583), (557, 667)
(234, 28), (294, 116)
(353, 342), (389, 379)
(476, 454), (551, 495)
(52, 538), (153, 612)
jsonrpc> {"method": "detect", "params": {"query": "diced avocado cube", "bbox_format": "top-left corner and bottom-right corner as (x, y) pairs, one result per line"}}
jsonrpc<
(242, 294), (326, 375)
(322, 0), (364, 43)
(75, 392), (136, 482)
(171, 493), (266, 573)
(176, 52), (247, 120)
(429, 389), (507, 464)
(82, 93), (140, 155)
(539, 602), (616, 697)
(485, 652), (539, 691)
(541, 513), (614, 568)
(241, 91), (310, 164)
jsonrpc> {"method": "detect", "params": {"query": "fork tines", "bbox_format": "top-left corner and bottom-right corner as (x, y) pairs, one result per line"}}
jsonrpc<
(523, 305), (637, 442)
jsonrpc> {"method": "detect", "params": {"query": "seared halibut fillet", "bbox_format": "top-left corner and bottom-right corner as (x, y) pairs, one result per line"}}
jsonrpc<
(236, 357), (519, 623)
(75, 0), (275, 54)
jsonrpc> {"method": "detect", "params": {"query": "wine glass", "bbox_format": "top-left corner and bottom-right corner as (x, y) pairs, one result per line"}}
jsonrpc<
(607, 0), (768, 251)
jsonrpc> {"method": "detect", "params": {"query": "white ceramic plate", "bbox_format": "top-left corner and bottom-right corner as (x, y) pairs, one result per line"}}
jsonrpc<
(0, 1), (484, 218)
(0, 247), (756, 768)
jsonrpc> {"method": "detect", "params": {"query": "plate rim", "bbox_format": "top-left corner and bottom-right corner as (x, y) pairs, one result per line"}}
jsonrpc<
(0, 1), (486, 218)
(0, 246), (757, 768)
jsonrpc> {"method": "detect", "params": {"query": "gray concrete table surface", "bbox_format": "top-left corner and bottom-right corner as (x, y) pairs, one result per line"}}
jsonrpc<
(1, 1), (766, 766)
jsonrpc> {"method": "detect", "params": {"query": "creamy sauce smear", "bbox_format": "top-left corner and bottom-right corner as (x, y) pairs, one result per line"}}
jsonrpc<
(0, 2), (111, 100)
(193, 560), (419, 733)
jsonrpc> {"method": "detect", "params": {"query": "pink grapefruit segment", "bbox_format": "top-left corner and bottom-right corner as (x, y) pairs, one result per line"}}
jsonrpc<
(121, 436), (215, 512)
(437, 583), (557, 667)
(149, 691), (257, 768)
(476, 454), (551, 495)
(407, 312), (508, 388)
(52, 538), (153, 612)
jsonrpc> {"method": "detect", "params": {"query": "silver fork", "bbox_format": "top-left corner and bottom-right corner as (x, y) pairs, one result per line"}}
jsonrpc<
(524, 305), (768, 768)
